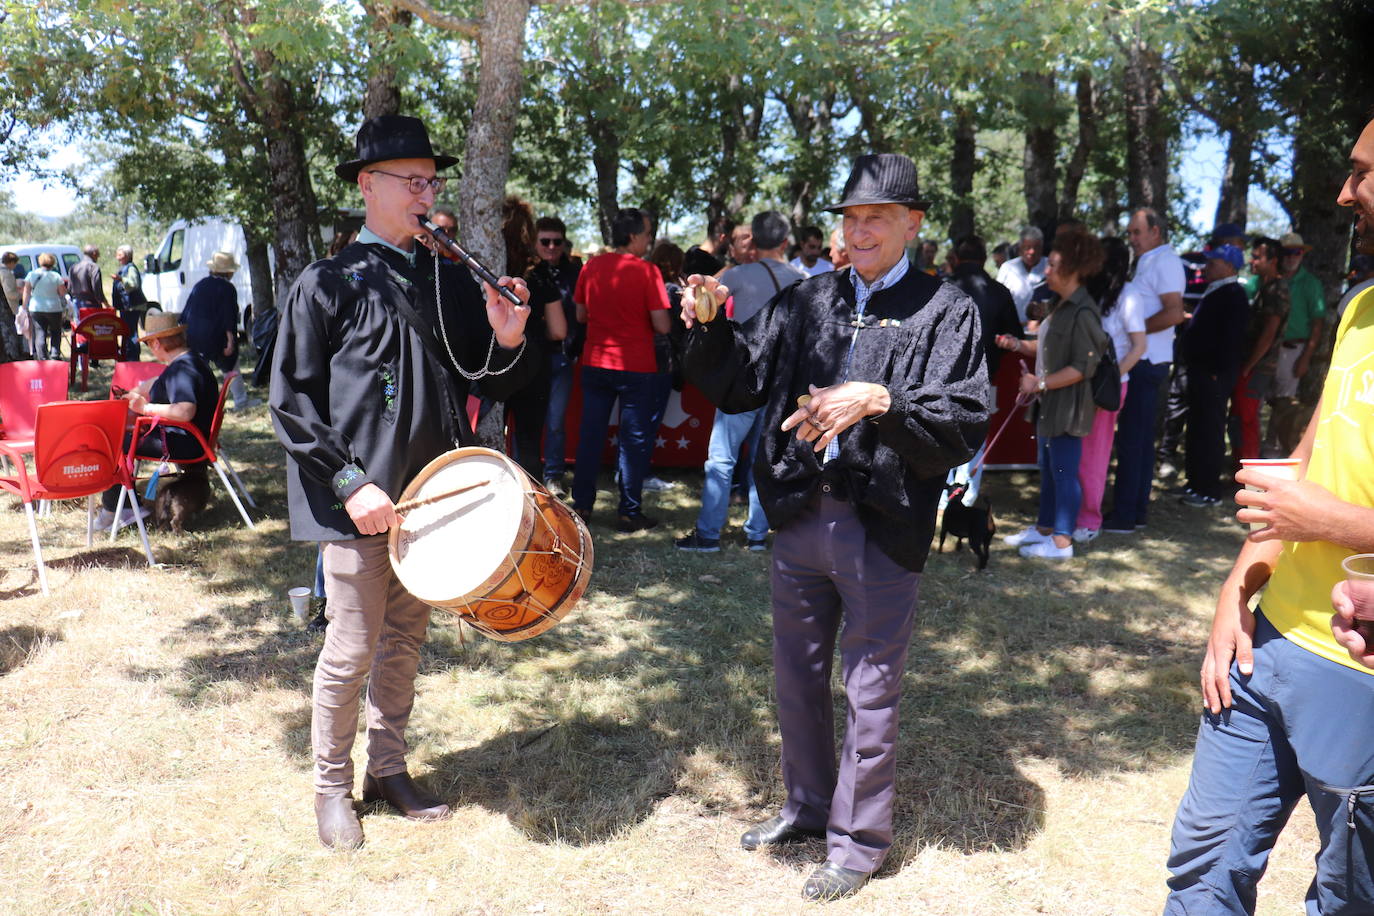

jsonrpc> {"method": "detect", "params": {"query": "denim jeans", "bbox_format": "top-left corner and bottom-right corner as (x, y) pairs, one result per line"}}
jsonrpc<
(696, 407), (769, 541)
(543, 353), (573, 480)
(572, 366), (657, 517)
(1035, 433), (1082, 538)
(1165, 612), (1374, 915)
(1107, 358), (1170, 527)
(31, 311), (64, 360)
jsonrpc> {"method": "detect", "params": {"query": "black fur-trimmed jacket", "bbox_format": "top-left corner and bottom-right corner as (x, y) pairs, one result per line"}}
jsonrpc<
(680, 264), (988, 571)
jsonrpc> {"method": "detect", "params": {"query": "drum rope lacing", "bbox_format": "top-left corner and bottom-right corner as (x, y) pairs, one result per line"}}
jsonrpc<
(433, 262), (526, 381)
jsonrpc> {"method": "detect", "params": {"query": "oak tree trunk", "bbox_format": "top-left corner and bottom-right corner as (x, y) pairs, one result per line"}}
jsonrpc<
(361, 2), (413, 120)
(948, 105), (976, 241)
(1123, 36), (1169, 212)
(1058, 71), (1097, 219)
(1022, 73), (1059, 239)
(457, 0), (531, 273)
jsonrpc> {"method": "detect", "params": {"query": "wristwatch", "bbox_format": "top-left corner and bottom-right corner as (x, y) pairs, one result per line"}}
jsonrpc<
(1037, 377), (1047, 393)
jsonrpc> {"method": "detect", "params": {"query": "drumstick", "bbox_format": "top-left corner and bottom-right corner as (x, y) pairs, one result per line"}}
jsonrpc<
(394, 479), (491, 513)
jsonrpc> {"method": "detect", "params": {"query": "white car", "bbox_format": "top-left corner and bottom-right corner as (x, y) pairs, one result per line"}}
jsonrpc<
(0, 243), (83, 282)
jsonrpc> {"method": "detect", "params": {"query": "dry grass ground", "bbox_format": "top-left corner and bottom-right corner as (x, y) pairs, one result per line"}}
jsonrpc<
(0, 360), (1321, 915)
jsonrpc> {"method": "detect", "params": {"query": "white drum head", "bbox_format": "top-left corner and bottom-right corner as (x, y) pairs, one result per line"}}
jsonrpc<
(391, 450), (527, 603)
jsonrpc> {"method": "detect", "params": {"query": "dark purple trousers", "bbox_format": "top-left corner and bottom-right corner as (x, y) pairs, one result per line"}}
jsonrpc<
(771, 491), (922, 873)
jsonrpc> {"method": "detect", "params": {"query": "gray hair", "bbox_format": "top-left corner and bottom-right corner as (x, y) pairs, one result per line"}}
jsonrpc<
(1134, 207), (1168, 240)
(116, 244), (133, 258)
(1018, 226), (1044, 246)
(750, 211), (791, 251)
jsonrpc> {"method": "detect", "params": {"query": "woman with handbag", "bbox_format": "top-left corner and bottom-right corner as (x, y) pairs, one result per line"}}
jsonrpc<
(20, 252), (68, 360)
(997, 225), (1110, 560)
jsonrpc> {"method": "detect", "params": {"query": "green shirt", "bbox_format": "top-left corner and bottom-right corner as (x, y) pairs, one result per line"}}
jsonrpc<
(1283, 265), (1326, 342)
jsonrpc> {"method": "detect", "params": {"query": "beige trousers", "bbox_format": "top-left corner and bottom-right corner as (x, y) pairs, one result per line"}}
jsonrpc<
(313, 536), (433, 796)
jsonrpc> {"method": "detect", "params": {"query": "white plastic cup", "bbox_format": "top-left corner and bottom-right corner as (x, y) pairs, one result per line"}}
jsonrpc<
(1239, 458), (1301, 532)
(288, 586), (312, 622)
(1343, 554), (1374, 631)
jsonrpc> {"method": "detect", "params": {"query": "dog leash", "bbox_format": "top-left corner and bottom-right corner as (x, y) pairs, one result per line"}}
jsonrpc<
(967, 359), (1037, 480)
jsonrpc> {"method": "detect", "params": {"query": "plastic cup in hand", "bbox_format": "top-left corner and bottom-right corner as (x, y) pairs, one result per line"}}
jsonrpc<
(1239, 458), (1301, 532)
(288, 586), (312, 622)
(1342, 554), (1374, 642)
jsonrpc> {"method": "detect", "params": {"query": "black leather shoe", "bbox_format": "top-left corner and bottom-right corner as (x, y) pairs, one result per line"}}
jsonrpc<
(616, 513), (658, 532)
(362, 771), (451, 821)
(739, 814), (824, 851)
(802, 862), (871, 901)
(315, 794), (364, 850)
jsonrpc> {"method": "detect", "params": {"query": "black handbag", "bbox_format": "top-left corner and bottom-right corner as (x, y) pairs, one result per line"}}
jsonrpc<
(1091, 336), (1121, 411)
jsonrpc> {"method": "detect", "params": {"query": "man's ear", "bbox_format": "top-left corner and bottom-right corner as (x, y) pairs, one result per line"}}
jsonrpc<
(906, 208), (924, 242)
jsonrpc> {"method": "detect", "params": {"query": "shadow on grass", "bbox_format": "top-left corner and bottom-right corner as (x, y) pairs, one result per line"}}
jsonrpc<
(102, 449), (1218, 862)
(0, 624), (62, 675)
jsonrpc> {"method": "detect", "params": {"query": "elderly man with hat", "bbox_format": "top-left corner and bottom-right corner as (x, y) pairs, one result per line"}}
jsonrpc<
(180, 251), (260, 409)
(1177, 244), (1250, 507)
(1263, 231), (1328, 455)
(679, 153), (988, 901)
(270, 115), (536, 851)
(97, 310), (219, 529)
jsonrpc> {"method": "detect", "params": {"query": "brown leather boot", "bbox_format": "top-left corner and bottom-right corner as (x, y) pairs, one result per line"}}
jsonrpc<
(362, 771), (451, 821)
(315, 794), (364, 850)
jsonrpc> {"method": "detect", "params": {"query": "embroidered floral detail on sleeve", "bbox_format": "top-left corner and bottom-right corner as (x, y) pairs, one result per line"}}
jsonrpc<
(333, 465), (363, 493)
(379, 365), (395, 411)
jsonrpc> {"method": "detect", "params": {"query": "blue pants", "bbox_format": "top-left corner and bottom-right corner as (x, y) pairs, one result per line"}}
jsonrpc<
(1107, 358), (1170, 528)
(695, 407), (768, 541)
(543, 352), (573, 481)
(1165, 612), (1374, 915)
(1035, 433), (1082, 538)
(572, 366), (657, 518)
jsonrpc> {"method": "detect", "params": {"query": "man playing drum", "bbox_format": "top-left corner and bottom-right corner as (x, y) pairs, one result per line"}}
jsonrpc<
(679, 153), (989, 901)
(270, 115), (536, 850)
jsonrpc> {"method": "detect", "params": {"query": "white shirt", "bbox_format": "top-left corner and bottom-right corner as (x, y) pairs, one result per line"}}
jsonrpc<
(996, 256), (1047, 324)
(790, 256), (834, 278)
(1132, 243), (1187, 364)
(1103, 281), (1148, 383)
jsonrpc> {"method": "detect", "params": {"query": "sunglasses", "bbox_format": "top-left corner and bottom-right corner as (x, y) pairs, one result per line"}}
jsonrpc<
(537, 238), (566, 247)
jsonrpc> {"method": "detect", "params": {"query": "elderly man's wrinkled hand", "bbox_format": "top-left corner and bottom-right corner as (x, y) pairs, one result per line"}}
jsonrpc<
(679, 275), (729, 330)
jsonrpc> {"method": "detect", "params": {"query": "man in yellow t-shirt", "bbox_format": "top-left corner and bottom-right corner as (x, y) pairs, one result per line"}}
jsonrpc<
(1164, 116), (1374, 915)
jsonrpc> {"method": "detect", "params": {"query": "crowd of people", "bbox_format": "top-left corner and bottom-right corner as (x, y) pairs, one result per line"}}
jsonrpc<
(6, 107), (1374, 910)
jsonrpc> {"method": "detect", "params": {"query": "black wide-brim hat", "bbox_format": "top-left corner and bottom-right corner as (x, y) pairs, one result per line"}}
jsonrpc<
(336, 115), (458, 182)
(825, 153), (930, 213)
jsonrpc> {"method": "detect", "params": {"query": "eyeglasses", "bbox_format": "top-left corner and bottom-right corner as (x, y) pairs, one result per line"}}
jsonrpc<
(537, 238), (565, 247)
(366, 169), (447, 195)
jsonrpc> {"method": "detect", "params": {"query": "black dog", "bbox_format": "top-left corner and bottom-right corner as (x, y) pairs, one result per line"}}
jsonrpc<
(153, 465), (211, 535)
(938, 481), (994, 569)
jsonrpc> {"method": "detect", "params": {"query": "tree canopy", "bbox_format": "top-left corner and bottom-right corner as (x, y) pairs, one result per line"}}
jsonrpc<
(2, 0), (1371, 292)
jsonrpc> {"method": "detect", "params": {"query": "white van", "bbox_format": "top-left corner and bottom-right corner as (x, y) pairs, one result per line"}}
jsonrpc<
(0, 243), (84, 282)
(142, 218), (258, 328)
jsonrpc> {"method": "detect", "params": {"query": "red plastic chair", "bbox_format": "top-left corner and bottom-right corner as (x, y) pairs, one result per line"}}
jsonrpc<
(0, 399), (155, 596)
(109, 361), (165, 399)
(69, 310), (131, 392)
(0, 360), (71, 454)
(124, 371), (255, 529)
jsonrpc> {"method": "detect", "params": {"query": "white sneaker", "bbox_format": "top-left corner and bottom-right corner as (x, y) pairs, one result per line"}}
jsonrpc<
(642, 476), (678, 491)
(1019, 540), (1073, 559)
(1072, 527), (1100, 544)
(98, 505), (149, 530)
(1003, 526), (1050, 547)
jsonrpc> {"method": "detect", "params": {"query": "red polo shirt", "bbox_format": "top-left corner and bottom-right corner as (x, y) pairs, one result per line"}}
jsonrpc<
(574, 252), (670, 373)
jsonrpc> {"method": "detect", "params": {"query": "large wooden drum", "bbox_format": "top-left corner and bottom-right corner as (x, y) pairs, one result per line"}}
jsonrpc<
(388, 447), (593, 642)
